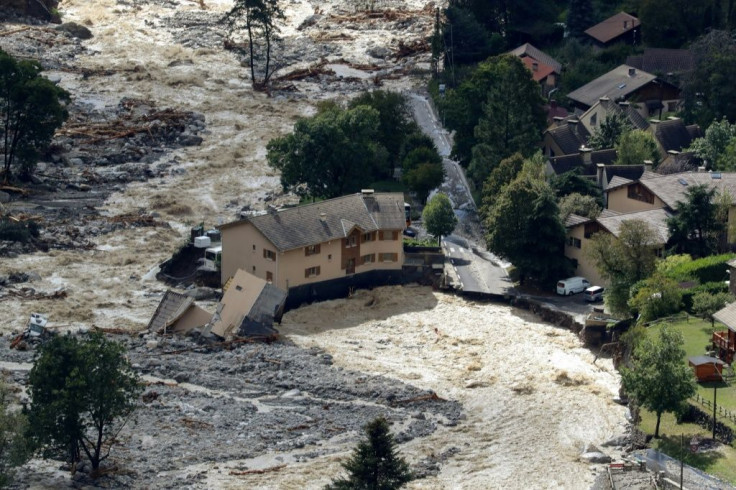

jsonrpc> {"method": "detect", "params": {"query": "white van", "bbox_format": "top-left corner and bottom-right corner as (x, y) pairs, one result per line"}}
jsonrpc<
(556, 276), (590, 295)
(584, 286), (604, 302)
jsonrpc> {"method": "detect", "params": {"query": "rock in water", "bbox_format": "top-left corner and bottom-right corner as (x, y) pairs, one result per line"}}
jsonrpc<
(56, 22), (94, 40)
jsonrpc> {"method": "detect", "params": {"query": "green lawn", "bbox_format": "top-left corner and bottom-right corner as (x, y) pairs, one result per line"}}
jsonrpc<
(639, 317), (736, 484)
(639, 410), (736, 484)
(647, 317), (736, 415)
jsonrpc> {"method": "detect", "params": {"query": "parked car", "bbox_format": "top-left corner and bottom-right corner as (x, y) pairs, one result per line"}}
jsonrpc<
(403, 228), (416, 237)
(584, 286), (604, 302)
(556, 276), (590, 296)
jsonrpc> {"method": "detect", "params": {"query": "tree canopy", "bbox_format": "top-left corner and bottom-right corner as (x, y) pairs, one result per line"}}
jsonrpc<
(615, 130), (660, 167)
(586, 219), (660, 316)
(267, 104), (386, 200)
(566, 0), (594, 39)
(484, 156), (571, 286)
(0, 381), (30, 487)
(422, 192), (457, 244)
(325, 417), (412, 490)
(667, 184), (723, 257)
(223, 0), (285, 89)
(28, 332), (141, 472)
(441, 55), (545, 185)
(692, 291), (734, 328)
(402, 147), (444, 204)
(621, 326), (696, 438)
(688, 118), (736, 170)
(558, 192), (602, 221)
(588, 112), (632, 150)
(1, 49), (69, 184)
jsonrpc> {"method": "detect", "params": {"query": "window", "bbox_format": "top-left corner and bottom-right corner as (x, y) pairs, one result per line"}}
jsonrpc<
(590, 113), (597, 126)
(345, 235), (357, 248)
(305, 266), (321, 278)
(266, 271), (273, 283)
(252, 244), (256, 252)
(328, 254), (332, 261)
(305, 244), (321, 256)
(380, 230), (398, 240)
(252, 266), (256, 272)
(627, 184), (654, 204)
(362, 232), (374, 243)
(263, 249), (276, 261)
(566, 237), (581, 249)
(235, 285), (243, 291)
(379, 253), (398, 262)
(362, 254), (375, 264)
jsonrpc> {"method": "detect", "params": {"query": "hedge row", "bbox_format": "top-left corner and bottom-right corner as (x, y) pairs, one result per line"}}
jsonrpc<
(665, 253), (735, 284)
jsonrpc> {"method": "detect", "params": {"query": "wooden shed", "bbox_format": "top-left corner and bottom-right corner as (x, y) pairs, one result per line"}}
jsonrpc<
(688, 356), (726, 383)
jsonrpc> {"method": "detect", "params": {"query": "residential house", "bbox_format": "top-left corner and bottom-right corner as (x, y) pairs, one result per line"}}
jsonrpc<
(578, 96), (650, 135)
(649, 117), (702, 159)
(218, 190), (406, 301)
(625, 48), (695, 87)
(713, 301), (736, 364)
(564, 208), (670, 286)
(567, 65), (679, 116)
(543, 119), (590, 158)
(546, 148), (617, 177)
(584, 12), (640, 48)
(507, 43), (562, 97)
(210, 269), (286, 339)
(147, 290), (213, 335)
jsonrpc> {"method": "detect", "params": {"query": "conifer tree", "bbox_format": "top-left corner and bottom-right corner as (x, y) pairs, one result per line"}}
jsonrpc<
(326, 417), (412, 490)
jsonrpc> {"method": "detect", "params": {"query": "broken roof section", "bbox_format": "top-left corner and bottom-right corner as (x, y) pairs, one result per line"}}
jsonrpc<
(148, 290), (212, 335)
(210, 269), (287, 339)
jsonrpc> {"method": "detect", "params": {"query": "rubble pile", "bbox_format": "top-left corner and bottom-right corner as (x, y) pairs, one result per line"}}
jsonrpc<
(0, 333), (463, 487)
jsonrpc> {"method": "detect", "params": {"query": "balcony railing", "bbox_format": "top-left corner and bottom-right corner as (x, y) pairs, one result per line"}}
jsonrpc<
(713, 331), (735, 351)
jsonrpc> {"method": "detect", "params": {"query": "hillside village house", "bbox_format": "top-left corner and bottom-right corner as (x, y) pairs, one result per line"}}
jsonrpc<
(507, 43), (562, 97)
(565, 171), (736, 285)
(218, 190), (406, 299)
(584, 12), (640, 48)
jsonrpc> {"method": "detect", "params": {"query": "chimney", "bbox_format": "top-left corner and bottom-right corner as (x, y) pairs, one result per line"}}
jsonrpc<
(618, 101), (630, 107)
(628, 67), (636, 77)
(649, 118), (660, 124)
(596, 163), (605, 187)
(361, 189), (375, 196)
(580, 146), (592, 165)
(599, 96), (610, 103)
(319, 212), (327, 222)
(698, 166), (707, 173)
(553, 116), (564, 126)
(532, 61), (538, 72)
(643, 159), (653, 172)
(667, 150), (680, 156)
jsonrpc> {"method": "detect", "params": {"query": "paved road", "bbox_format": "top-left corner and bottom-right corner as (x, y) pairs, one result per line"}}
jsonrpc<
(408, 91), (513, 296)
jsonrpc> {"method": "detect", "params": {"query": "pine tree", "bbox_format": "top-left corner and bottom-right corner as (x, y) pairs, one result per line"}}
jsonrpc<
(326, 417), (412, 490)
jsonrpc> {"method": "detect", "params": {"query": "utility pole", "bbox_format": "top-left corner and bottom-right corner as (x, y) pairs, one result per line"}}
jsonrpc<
(713, 383), (718, 440)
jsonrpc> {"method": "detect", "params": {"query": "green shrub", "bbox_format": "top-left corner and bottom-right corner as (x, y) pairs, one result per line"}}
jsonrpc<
(681, 281), (730, 311)
(664, 253), (735, 283)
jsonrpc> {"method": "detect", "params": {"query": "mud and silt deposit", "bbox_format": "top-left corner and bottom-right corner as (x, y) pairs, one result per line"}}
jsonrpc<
(1, 0), (631, 488)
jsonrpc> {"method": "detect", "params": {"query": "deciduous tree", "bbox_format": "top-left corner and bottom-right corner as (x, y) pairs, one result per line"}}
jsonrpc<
(422, 192), (457, 244)
(566, 0), (594, 40)
(402, 147), (444, 204)
(621, 326), (696, 438)
(28, 332), (141, 472)
(223, 0), (285, 89)
(485, 158), (571, 286)
(615, 130), (660, 167)
(1, 49), (68, 184)
(692, 291), (734, 328)
(325, 417), (412, 490)
(267, 104), (386, 200)
(479, 152), (524, 217)
(558, 192), (601, 221)
(586, 219), (659, 316)
(588, 112), (632, 150)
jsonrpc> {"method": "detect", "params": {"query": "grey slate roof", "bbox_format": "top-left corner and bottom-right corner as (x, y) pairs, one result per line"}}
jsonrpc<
(568, 65), (657, 108)
(221, 192), (406, 252)
(657, 151), (699, 175)
(638, 172), (736, 209)
(585, 12), (640, 44)
(597, 208), (671, 244)
(590, 98), (650, 130)
(714, 301), (736, 332)
(147, 290), (193, 332)
(546, 122), (590, 155)
(507, 43), (562, 73)
(565, 213), (592, 228)
(626, 48), (695, 75)
(549, 149), (617, 176)
(652, 119), (701, 153)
